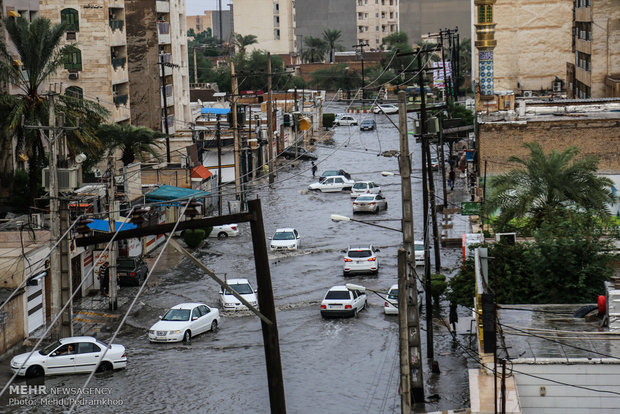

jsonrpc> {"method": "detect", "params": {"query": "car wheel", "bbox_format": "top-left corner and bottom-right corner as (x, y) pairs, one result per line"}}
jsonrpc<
(353, 308), (359, 317)
(26, 365), (44, 378)
(96, 361), (113, 373)
(384, 202), (388, 210)
(183, 330), (191, 343)
(210, 320), (218, 332)
(374, 207), (378, 213)
(217, 232), (228, 240)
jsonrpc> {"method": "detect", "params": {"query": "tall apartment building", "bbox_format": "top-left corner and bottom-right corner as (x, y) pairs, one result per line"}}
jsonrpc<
(40, 0), (131, 124)
(355, 0), (399, 49)
(566, 0), (620, 98)
(187, 9), (233, 43)
(125, 0), (191, 134)
(233, 0), (297, 63)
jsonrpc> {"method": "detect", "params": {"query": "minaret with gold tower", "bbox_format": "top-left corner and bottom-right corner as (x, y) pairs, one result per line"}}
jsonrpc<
(474, 0), (497, 96)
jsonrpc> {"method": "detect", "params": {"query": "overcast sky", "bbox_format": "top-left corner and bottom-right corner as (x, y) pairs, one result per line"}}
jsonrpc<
(186, 0), (232, 17)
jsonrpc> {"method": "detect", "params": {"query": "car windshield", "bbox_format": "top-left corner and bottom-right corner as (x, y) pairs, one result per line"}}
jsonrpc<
(362, 120), (373, 124)
(325, 290), (350, 300)
(117, 258), (135, 267)
(353, 183), (368, 190)
(273, 232), (295, 240)
(322, 171), (338, 177)
(41, 340), (62, 355)
(356, 196), (374, 201)
(225, 283), (253, 295)
(415, 244), (424, 251)
(388, 289), (399, 300)
(348, 249), (372, 258)
(162, 309), (190, 321)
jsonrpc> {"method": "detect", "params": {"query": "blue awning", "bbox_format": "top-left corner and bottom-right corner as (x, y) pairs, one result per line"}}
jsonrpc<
(145, 184), (210, 202)
(201, 107), (231, 115)
(88, 219), (137, 232)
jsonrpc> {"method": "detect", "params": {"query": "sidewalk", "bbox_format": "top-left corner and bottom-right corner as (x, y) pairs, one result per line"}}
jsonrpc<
(440, 170), (473, 247)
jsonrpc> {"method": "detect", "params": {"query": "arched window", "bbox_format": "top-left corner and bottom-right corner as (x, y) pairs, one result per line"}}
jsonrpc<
(65, 86), (83, 100)
(65, 48), (82, 71)
(61, 8), (79, 32)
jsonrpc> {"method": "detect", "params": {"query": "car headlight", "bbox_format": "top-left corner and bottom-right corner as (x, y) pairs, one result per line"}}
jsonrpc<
(169, 330), (181, 335)
(148, 330), (155, 334)
(270, 245), (275, 249)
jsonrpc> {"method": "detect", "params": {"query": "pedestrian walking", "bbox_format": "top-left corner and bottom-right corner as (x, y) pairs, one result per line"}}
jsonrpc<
(448, 168), (456, 191)
(99, 261), (110, 297)
(449, 301), (458, 335)
(311, 161), (317, 178)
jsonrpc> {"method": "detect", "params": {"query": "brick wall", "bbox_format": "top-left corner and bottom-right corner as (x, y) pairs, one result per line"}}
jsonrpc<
(478, 118), (620, 175)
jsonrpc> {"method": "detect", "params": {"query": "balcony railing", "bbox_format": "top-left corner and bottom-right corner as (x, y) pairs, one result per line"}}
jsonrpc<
(157, 22), (170, 34)
(109, 19), (124, 31)
(65, 63), (82, 71)
(112, 57), (126, 69)
(113, 94), (128, 106)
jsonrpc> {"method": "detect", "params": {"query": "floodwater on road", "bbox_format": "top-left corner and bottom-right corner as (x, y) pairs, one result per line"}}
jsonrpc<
(0, 103), (473, 413)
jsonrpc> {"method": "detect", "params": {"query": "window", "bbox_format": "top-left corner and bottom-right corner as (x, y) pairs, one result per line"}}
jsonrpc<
(390, 25), (395, 32)
(77, 342), (101, 354)
(61, 8), (79, 32)
(274, 15), (280, 26)
(199, 305), (210, 315)
(358, 12), (363, 20)
(64, 48), (82, 71)
(191, 308), (201, 320)
(478, 5), (492, 23)
(274, 29), (280, 39)
(65, 86), (83, 100)
(376, 26), (379, 31)
(325, 290), (351, 300)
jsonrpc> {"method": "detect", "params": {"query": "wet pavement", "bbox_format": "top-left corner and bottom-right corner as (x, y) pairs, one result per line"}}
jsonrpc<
(0, 103), (475, 413)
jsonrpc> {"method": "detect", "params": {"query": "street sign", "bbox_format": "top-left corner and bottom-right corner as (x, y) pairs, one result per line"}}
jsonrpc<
(461, 202), (481, 216)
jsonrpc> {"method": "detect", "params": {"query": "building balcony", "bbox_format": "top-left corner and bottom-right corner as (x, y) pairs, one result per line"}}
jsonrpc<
(160, 84), (173, 107)
(112, 56), (126, 70)
(110, 26), (126, 46)
(156, 0), (170, 13)
(575, 7), (591, 22)
(158, 22), (171, 44)
(162, 115), (175, 134)
(109, 19), (124, 32)
(111, 62), (128, 85)
(575, 38), (591, 54)
(575, 66), (591, 86)
(159, 53), (173, 76)
(111, 102), (130, 123)
(114, 94), (128, 106)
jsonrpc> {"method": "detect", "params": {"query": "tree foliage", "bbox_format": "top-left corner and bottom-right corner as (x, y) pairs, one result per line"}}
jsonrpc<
(322, 29), (342, 63)
(97, 124), (164, 166)
(233, 33), (258, 54)
(302, 36), (327, 63)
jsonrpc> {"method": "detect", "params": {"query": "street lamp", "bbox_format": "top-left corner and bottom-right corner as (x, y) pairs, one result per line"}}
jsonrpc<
(345, 283), (393, 306)
(381, 171), (399, 177)
(330, 214), (401, 232)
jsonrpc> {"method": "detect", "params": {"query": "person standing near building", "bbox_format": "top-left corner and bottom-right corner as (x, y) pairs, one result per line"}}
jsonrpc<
(449, 301), (458, 335)
(99, 261), (110, 297)
(311, 162), (317, 178)
(448, 168), (456, 191)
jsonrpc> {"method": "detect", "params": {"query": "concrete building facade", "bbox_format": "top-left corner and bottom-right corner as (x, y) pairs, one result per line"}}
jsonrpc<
(566, 0), (620, 98)
(232, 0), (297, 60)
(186, 9), (233, 44)
(400, 0), (471, 44)
(40, 0), (132, 124)
(354, 0), (399, 49)
(126, 0), (191, 134)
(294, 0), (356, 54)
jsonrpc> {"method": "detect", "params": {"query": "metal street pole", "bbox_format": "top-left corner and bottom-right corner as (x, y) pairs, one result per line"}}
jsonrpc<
(216, 114), (223, 215)
(231, 62), (242, 201)
(48, 91), (62, 339)
(267, 52), (275, 184)
(398, 90), (425, 403)
(108, 156), (118, 311)
(159, 53), (171, 163)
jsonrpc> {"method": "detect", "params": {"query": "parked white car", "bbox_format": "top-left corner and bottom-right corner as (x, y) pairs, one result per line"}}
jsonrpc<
(415, 241), (424, 266)
(373, 104), (399, 114)
(334, 115), (358, 126)
(384, 284), (399, 315)
(220, 278), (258, 311)
(343, 245), (380, 275)
(308, 175), (355, 192)
(350, 181), (382, 198)
(353, 194), (388, 213)
(10, 336), (127, 377)
(320, 285), (367, 318)
(209, 224), (239, 239)
(269, 228), (300, 250)
(148, 303), (220, 343)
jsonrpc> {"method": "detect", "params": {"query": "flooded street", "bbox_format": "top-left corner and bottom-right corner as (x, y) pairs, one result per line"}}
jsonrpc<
(1, 103), (471, 413)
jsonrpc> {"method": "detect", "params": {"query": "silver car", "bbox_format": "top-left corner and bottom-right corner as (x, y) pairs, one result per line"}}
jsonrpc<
(350, 181), (382, 198)
(352, 194), (388, 213)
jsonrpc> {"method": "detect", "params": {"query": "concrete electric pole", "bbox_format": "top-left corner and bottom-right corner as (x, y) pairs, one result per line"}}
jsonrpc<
(267, 52), (275, 184)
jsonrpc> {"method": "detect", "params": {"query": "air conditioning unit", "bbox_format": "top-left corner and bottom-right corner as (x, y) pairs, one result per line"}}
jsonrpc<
(495, 232), (516, 245)
(30, 213), (42, 229)
(42, 166), (82, 192)
(68, 72), (79, 80)
(552, 81), (562, 92)
(523, 90), (533, 98)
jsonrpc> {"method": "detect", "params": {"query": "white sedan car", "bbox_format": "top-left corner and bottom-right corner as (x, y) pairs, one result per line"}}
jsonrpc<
(373, 104), (399, 114)
(209, 224), (239, 239)
(269, 228), (300, 250)
(308, 175), (355, 193)
(320, 285), (367, 318)
(384, 284), (399, 315)
(350, 181), (382, 198)
(415, 241), (424, 266)
(334, 115), (358, 126)
(343, 245), (380, 275)
(352, 194), (388, 213)
(148, 303), (220, 343)
(10, 336), (127, 377)
(220, 278), (258, 311)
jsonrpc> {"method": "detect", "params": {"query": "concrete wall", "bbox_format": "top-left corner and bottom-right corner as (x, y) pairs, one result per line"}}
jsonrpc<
(233, 0), (295, 55)
(295, 0), (356, 53)
(513, 360), (620, 413)
(477, 116), (620, 176)
(591, 0), (620, 97)
(481, 0), (573, 93)
(400, 0), (471, 44)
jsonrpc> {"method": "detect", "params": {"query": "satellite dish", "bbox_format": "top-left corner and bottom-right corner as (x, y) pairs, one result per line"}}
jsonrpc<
(75, 153), (87, 164)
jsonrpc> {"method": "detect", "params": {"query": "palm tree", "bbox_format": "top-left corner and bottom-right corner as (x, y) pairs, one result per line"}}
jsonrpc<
(233, 33), (258, 54)
(486, 142), (615, 230)
(0, 16), (107, 204)
(302, 36), (327, 63)
(97, 124), (164, 166)
(322, 29), (342, 63)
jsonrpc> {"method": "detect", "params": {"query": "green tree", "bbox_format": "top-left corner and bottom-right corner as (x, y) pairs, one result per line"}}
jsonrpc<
(233, 33), (258, 54)
(302, 36), (327, 63)
(97, 124), (164, 166)
(0, 16), (107, 205)
(322, 29), (342, 63)
(486, 142), (615, 232)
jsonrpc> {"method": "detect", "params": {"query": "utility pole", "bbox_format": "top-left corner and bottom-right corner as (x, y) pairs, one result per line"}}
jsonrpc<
(424, 136), (442, 274)
(107, 156), (118, 311)
(216, 114), (223, 215)
(231, 62), (242, 201)
(353, 41), (369, 104)
(193, 47), (198, 84)
(267, 52), (275, 184)
(218, 0), (223, 43)
(418, 50), (436, 363)
(398, 90), (425, 404)
(159, 53), (171, 163)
